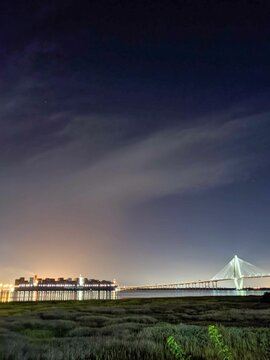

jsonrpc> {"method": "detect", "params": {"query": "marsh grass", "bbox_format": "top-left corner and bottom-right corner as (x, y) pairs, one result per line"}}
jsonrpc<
(21, 329), (55, 339)
(0, 296), (269, 359)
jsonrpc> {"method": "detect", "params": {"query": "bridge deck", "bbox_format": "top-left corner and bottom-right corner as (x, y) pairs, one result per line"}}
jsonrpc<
(120, 275), (270, 291)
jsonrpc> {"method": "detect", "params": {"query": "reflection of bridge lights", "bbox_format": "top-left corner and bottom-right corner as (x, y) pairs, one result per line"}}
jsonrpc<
(0, 284), (14, 290)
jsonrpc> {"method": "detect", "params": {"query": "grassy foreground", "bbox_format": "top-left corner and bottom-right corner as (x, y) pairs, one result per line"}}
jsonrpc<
(0, 296), (269, 359)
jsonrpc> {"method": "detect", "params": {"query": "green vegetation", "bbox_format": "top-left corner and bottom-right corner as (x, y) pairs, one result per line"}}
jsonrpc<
(208, 325), (232, 360)
(0, 296), (269, 359)
(167, 335), (191, 359)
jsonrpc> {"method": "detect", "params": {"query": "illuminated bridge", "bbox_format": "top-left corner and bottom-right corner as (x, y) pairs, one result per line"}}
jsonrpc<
(120, 255), (270, 291)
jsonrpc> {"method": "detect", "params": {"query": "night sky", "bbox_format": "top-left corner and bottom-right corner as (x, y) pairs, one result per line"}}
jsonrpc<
(1, 1), (270, 285)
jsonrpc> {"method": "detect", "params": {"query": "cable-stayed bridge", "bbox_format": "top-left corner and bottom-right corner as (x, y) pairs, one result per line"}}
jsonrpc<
(120, 255), (270, 291)
(211, 255), (270, 290)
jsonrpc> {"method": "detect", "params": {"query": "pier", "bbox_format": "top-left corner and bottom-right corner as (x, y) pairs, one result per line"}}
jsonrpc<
(13, 275), (118, 292)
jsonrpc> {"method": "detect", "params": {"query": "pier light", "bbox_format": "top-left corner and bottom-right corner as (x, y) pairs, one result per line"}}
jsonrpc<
(78, 275), (85, 286)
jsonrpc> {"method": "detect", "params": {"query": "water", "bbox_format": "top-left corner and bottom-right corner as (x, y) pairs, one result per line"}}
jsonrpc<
(0, 288), (266, 302)
(0, 290), (117, 302)
(118, 289), (266, 298)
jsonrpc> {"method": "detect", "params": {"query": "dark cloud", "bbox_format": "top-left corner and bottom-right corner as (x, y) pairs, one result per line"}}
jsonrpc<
(0, 1), (270, 283)
(0, 112), (269, 283)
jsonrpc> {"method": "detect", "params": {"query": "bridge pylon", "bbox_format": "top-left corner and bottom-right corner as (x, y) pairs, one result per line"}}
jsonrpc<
(211, 254), (266, 290)
(232, 255), (243, 290)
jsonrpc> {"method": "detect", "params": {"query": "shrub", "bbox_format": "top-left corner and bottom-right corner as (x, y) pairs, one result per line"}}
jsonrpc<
(261, 292), (270, 303)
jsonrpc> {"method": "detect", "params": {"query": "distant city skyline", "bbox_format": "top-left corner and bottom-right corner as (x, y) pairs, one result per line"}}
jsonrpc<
(0, 1), (270, 285)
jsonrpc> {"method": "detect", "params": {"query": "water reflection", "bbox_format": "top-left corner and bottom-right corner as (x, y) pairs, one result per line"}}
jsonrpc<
(0, 290), (13, 302)
(0, 289), (266, 303)
(118, 289), (266, 298)
(0, 290), (117, 302)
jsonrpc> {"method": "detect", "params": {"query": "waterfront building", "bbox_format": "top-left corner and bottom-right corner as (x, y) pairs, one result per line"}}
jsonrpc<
(14, 275), (117, 291)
